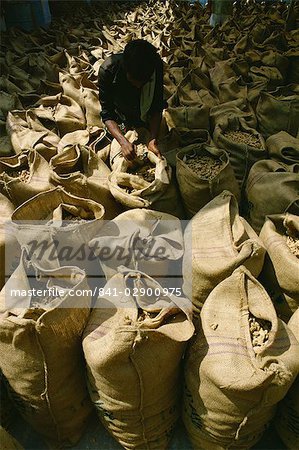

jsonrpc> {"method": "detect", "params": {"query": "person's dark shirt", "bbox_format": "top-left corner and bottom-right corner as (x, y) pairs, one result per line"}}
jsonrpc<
(98, 53), (166, 127)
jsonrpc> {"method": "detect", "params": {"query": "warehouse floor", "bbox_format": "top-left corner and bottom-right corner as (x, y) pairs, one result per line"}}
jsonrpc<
(1, 0), (298, 449)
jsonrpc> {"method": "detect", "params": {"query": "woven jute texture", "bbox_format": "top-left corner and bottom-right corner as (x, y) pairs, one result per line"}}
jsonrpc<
(83, 268), (194, 450)
(0, 253), (93, 447)
(259, 214), (299, 322)
(183, 266), (299, 449)
(182, 191), (265, 320)
(275, 309), (299, 450)
(176, 144), (240, 218)
(246, 159), (299, 233)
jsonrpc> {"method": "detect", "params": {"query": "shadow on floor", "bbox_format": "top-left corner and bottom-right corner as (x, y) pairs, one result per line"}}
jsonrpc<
(9, 411), (286, 450)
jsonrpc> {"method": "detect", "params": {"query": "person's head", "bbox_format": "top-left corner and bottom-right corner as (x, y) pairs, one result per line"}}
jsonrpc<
(123, 39), (158, 88)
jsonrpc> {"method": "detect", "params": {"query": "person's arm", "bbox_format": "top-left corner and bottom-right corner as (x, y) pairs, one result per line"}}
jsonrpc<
(147, 57), (166, 159)
(105, 120), (136, 161)
(99, 60), (136, 161)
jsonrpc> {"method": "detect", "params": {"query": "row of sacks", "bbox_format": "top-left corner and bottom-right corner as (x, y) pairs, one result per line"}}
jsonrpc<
(183, 191), (299, 325)
(0, 184), (186, 291)
(0, 123), (188, 295)
(5, 108), (110, 161)
(0, 0), (143, 119)
(1, 0), (163, 154)
(1, 127), (297, 283)
(0, 129), (185, 222)
(182, 191), (299, 450)
(0, 1), (176, 154)
(1, 33), (108, 157)
(4, 67), (107, 159)
(0, 139), (186, 292)
(161, 2), (299, 140)
(0, 201), (190, 448)
(157, 126), (299, 227)
(2, 1), (298, 157)
(0, 145), (122, 217)
(164, 70), (299, 141)
(4, 106), (298, 224)
(0, 192), (298, 449)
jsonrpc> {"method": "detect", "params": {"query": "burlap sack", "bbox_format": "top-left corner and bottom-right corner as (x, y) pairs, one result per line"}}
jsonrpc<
(209, 62), (247, 103)
(57, 129), (90, 152)
(0, 150), (53, 207)
(256, 85), (299, 138)
(259, 50), (289, 79)
(275, 309), (299, 450)
(83, 267), (194, 450)
(259, 214), (299, 322)
(16, 53), (58, 88)
(64, 50), (92, 76)
(88, 128), (111, 154)
(0, 76), (22, 94)
(176, 143), (240, 218)
(210, 98), (257, 130)
(0, 427), (23, 450)
(285, 48), (299, 84)
(183, 266), (299, 450)
(0, 193), (19, 292)
(189, 54), (213, 77)
(263, 30), (288, 52)
(89, 208), (184, 280)
(249, 66), (284, 90)
(266, 131), (299, 165)
(109, 129), (146, 171)
(0, 92), (22, 132)
(202, 44), (227, 64)
(248, 72), (269, 103)
(167, 66), (190, 87)
(168, 68), (216, 108)
(246, 159), (299, 233)
(0, 252), (93, 447)
(182, 191), (265, 320)
(82, 86), (104, 129)
(38, 93), (86, 136)
(158, 128), (211, 167)
(59, 72), (82, 105)
(230, 57), (250, 78)
(6, 110), (60, 159)
(40, 79), (62, 97)
(234, 34), (252, 55)
(168, 87), (218, 109)
(164, 105), (210, 131)
(108, 144), (171, 210)
(213, 117), (266, 191)
(59, 72), (103, 129)
(0, 135), (14, 158)
(151, 172), (187, 218)
(0, 371), (15, 429)
(217, 76), (247, 104)
(209, 60), (236, 96)
(27, 53), (59, 83)
(11, 187), (105, 277)
(50, 145), (122, 219)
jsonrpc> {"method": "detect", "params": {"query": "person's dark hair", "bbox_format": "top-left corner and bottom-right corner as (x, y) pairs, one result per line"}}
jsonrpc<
(123, 39), (158, 83)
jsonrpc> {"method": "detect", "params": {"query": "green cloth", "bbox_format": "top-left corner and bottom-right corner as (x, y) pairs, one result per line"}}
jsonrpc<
(140, 70), (156, 123)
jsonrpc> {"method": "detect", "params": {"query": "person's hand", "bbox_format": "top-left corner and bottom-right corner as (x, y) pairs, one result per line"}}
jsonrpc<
(121, 140), (136, 162)
(147, 139), (162, 158)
